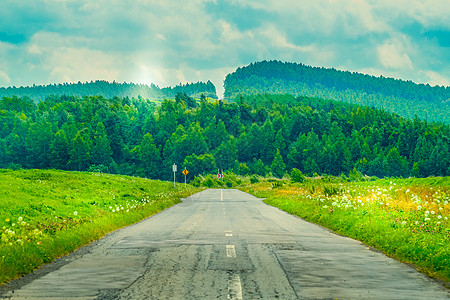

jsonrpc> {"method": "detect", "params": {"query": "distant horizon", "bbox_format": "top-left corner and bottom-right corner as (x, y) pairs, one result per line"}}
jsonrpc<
(1, 1), (449, 100)
(1, 60), (448, 101)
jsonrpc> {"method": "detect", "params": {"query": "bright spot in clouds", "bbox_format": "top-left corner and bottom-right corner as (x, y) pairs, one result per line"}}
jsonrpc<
(0, 0), (448, 97)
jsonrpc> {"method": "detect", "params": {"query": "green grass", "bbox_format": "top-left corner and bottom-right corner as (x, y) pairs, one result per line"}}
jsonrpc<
(240, 177), (450, 284)
(0, 169), (201, 285)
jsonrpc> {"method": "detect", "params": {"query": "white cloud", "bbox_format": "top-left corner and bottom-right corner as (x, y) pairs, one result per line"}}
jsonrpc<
(27, 44), (42, 55)
(0, 0), (449, 92)
(422, 71), (450, 87)
(0, 70), (11, 85)
(377, 39), (413, 70)
(156, 34), (167, 41)
(46, 47), (122, 83)
(259, 25), (315, 52)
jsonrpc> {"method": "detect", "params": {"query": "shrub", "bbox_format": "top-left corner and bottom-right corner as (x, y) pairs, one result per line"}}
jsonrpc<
(250, 175), (259, 184)
(204, 176), (214, 188)
(291, 168), (305, 183)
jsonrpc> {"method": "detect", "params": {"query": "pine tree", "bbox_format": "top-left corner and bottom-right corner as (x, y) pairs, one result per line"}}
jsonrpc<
(271, 148), (286, 178)
(68, 129), (92, 171)
(140, 133), (161, 179)
(49, 129), (70, 170)
(91, 122), (113, 166)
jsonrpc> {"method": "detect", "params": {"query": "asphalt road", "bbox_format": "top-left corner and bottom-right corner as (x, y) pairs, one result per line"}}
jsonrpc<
(1, 189), (448, 299)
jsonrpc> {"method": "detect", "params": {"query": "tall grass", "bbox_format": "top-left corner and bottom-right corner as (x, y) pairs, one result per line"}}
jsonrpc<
(240, 177), (450, 284)
(0, 169), (200, 285)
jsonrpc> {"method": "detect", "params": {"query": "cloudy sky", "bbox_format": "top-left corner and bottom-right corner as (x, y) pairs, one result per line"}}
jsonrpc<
(1, 0), (449, 98)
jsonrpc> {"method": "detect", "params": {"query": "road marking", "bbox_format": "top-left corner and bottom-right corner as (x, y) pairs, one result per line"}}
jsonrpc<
(226, 233), (233, 237)
(220, 189), (223, 201)
(226, 245), (236, 258)
(228, 273), (243, 300)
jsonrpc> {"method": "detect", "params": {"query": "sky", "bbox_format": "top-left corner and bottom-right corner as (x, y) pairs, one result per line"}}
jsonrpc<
(1, 0), (449, 98)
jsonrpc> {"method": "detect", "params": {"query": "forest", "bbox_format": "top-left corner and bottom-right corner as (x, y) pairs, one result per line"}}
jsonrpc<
(0, 80), (217, 102)
(1, 93), (449, 180)
(224, 60), (450, 124)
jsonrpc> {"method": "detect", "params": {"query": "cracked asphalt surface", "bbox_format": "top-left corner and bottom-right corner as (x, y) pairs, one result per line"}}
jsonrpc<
(1, 189), (448, 299)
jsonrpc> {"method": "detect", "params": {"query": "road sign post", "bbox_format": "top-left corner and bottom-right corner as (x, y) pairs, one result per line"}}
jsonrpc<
(182, 168), (189, 187)
(172, 164), (177, 188)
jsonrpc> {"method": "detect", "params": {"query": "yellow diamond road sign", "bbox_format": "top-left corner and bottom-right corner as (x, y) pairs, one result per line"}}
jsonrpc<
(182, 169), (189, 176)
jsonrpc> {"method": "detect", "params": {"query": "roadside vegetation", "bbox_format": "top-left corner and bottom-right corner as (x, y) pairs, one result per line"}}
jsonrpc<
(0, 169), (200, 285)
(236, 174), (449, 284)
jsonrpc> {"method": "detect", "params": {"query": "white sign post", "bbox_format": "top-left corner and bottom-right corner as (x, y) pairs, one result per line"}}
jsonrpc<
(172, 164), (177, 188)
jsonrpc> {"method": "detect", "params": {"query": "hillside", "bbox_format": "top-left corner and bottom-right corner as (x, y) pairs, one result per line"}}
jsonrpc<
(0, 169), (198, 284)
(224, 61), (450, 123)
(1, 93), (449, 179)
(0, 80), (217, 102)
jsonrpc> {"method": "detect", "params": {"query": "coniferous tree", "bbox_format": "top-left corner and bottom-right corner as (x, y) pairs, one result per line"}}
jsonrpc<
(139, 133), (161, 179)
(68, 129), (92, 171)
(215, 137), (237, 171)
(91, 122), (113, 166)
(271, 148), (286, 178)
(49, 129), (70, 170)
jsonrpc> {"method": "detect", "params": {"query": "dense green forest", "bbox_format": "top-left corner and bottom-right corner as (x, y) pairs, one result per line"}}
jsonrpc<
(0, 80), (217, 102)
(1, 93), (449, 180)
(224, 61), (450, 123)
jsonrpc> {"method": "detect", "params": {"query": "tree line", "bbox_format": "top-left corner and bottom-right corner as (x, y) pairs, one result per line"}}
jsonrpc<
(0, 93), (449, 180)
(0, 80), (217, 102)
(224, 60), (450, 124)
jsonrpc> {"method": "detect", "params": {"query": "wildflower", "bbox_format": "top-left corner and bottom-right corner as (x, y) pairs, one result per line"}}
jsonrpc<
(401, 221), (407, 226)
(424, 218), (431, 222)
(437, 222), (441, 225)
(18, 217), (23, 222)
(73, 211), (78, 216)
(5, 218), (10, 223)
(431, 211), (435, 215)
(437, 215), (442, 220)
(444, 201), (448, 205)
(417, 205), (422, 210)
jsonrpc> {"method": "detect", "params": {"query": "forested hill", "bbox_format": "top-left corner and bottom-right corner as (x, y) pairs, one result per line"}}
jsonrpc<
(1, 93), (449, 180)
(0, 80), (217, 102)
(224, 60), (450, 123)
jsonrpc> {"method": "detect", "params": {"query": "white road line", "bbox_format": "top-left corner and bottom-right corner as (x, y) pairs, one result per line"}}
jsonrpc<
(226, 245), (236, 258)
(228, 273), (243, 300)
(225, 230), (232, 233)
(220, 189), (223, 201)
(225, 233), (233, 237)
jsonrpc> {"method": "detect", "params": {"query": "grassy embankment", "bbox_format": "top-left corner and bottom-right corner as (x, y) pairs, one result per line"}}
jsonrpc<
(0, 169), (200, 285)
(240, 176), (449, 284)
